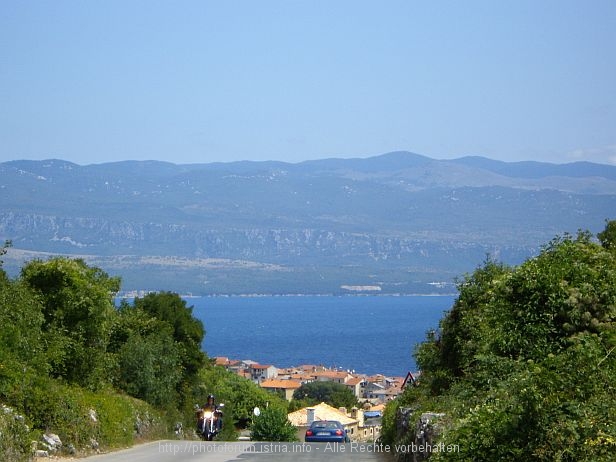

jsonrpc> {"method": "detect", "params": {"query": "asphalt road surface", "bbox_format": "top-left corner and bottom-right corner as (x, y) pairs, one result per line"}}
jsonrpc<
(83, 441), (396, 462)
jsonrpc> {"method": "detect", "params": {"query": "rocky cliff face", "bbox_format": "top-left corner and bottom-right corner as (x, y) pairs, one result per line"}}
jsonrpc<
(0, 211), (532, 265)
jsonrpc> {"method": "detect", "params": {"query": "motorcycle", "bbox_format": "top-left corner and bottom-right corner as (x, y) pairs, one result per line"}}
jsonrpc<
(197, 403), (224, 440)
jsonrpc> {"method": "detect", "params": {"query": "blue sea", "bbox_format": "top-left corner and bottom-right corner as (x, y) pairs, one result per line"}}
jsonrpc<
(191, 295), (456, 377)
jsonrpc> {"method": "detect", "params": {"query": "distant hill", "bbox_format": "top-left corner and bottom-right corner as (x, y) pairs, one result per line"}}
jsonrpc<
(2, 152), (615, 295)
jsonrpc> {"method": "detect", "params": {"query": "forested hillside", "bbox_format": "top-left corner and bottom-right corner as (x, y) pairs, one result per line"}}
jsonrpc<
(0, 247), (287, 460)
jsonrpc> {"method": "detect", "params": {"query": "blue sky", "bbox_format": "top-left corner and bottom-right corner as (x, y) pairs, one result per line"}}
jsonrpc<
(1, 0), (615, 165)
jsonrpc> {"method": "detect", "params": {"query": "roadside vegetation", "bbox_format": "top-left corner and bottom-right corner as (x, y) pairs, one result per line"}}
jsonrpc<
(0, 244), (287, 461)
(382, 221), (616, 461)
(250, 406), (298, 442)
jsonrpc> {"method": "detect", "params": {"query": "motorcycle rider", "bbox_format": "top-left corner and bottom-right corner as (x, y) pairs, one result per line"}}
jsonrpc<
(200, 394), (222, 433)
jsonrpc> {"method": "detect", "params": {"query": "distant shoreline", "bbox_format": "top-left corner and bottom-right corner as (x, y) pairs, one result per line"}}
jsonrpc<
(201, 292), (458, 298)
(117, 292), (458, 299)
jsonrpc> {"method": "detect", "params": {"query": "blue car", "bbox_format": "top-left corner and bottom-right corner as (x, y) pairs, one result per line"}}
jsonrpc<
(305, 420), (349, 443)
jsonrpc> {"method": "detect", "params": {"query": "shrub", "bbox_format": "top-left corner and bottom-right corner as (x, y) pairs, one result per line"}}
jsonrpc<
(383, 225), (616, 461)
(0, 404), (30, 462)
(250, 406), (297, 442)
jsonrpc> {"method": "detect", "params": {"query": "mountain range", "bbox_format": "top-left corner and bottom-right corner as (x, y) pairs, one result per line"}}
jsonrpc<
(1, 151), (615, 295)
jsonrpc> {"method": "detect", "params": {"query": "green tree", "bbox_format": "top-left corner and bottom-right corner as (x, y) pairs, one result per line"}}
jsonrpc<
(20, 258), (120, 389)
(383, 228), (616, 461)
(0, 240), (11, 283)
(250, 406), (297, 442)
(0, 239), (10, 263)
(0, 279), (46, 409)
(0, 257), (182, 455)
(108, 300), (200, 409)
(415, 257), (512, 394)
(116, 330), (182, 407)
(598, 218), (616, 250)
(292, 381), (358, 409)
(133, 292), (206, 394)
(492, 232), (615, 359)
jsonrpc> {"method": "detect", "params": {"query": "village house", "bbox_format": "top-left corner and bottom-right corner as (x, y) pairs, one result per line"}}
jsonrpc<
(214, 356), (230, 367)
(385, 376), (405, 389)
(384, 386), (402, 400)
(241, 359), (259, 369)
(259, 379), (302, 401)
(237, 370), (251, 380)
(345, 376), (364, 399)
(224, 359), (242, 373)
(275, 367), (295, 378)
(249, 364), (278, 383)
(212, 356), (404, 403)
(365, 403), (385, 415)
(214, 356), (249, 376)
(313, 370), (353, 384)
(366, 374), (386, 384)
(287, 402), (357, 442)
(298, 364), (326, 373)
(363, 380), (386, 400)
(291, 372), (317, 384)
(363, 384), (403, 403)
(287, 402), (381, 443)
(360, 410), (383, 442)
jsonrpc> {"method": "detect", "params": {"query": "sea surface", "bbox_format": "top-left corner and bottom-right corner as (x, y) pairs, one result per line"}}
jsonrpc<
(190, 295), (456, 377)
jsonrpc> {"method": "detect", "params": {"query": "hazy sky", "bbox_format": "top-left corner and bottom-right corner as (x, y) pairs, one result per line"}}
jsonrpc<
(1, 1), (615, 165)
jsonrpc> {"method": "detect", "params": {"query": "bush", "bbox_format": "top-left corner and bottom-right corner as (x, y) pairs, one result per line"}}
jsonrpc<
(0, 404), (30, 462)
(250, 406), (297, 442)
(18, 376), (169, 452)
(115, 331), (182, 408)
(383, 225), (616, 461)
(20, 258), (120, 389)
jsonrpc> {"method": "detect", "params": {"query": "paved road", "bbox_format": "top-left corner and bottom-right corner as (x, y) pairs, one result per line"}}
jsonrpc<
(83, 441), (396, 462)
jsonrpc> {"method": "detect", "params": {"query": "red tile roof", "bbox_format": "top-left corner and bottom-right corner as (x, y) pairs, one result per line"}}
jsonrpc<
(314, 370), (349, 379)
(260, 379), (302, 390)
(250, 364), (274, 370)
(346, 377), (363, 386)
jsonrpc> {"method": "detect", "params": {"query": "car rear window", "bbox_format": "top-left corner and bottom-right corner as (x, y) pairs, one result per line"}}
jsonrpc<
(311, 421), (340, 429)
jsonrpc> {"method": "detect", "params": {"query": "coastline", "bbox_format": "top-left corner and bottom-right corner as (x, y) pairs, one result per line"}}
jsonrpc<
(117, 292), (458, 299)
